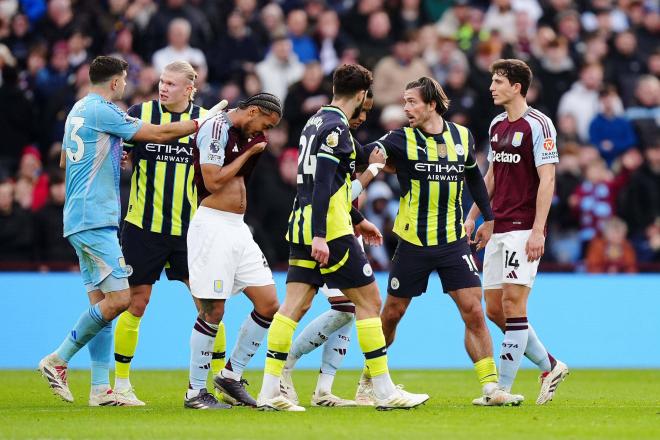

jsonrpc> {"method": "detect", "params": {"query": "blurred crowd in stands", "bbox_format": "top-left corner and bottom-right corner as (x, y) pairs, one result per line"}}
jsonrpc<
(0, 0), (658, 273)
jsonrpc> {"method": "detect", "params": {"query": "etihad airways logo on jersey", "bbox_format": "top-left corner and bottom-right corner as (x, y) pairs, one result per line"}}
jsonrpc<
(414, 162), (464, 181)
(492, 151), (521, 163)
(145, 143), (194, 163)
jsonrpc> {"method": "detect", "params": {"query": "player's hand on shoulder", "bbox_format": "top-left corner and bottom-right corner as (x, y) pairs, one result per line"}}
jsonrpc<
(355, 219), (383, 247)
(368, 147), (386, 166)
(473, 220), (493, 251)
(311, 236), (330, 267)
(525, 229), (545, 262)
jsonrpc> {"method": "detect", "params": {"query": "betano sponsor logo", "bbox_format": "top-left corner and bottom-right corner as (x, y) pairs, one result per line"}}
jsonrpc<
(492, 151), (521, 163)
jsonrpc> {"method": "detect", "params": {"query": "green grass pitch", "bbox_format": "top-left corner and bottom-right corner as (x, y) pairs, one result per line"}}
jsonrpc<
(1, 369), (658, 439)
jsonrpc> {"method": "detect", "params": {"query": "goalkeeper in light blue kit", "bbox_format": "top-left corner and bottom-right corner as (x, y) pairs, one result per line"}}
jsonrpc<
(38, 56), (225, 406)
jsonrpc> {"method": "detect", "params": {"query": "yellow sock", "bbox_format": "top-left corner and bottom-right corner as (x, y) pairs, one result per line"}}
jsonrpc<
(264, 313), (297, 377)
(356, 318), (389, 377)
(211, 321), (226, 376)
(474, 356), (498, 386)
(114, 311), (141, 379)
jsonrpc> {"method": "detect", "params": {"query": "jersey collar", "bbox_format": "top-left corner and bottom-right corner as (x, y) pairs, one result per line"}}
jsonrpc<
(321, 105), (349, 126)
(158, 100), (193, 115)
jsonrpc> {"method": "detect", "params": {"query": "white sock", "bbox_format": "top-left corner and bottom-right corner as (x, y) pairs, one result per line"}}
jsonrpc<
(371, 373), (396, 400)
(186, 388), (201, 399)
(286, 308), (354, 370)
(114, 377), (131, 392)
(224, 310), (271, 378)
(483, 382), (497, 395)
(320, 316), (354, 376)
(189, 317), (218, 391)
(91, 384), (110, 395)
(525, 324), (552, 372)
(260, 373), (281, 399)
(498, 317), (529, 392)
(315, 372), (335, 396)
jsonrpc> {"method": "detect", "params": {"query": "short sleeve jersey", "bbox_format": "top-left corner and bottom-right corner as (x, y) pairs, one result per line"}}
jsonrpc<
(62, 93), (143, 237)
(487, 107), (559, 233)
(368, 121), (478, 246)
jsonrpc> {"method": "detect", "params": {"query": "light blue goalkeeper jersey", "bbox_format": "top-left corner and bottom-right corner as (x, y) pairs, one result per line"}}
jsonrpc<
(62, 93), (143, 237)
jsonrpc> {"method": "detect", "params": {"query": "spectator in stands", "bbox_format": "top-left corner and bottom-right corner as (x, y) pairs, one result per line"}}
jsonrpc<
(390, 0), (431, 41)
(286, 9), (317, 64)
(372, 36), (431, 108)
(357, 10), (394, 70)
(143, 0), (212, 58)
(606, 30), (647, 106)
(36, 0), (79, 45)
(35, 41), (70, 100)
(34, 169), (77, 267)
(0, 178), (35, 263)
(548, 151), (582, 264)
(429, 32), (468, 86)
(618, 144), (660, 262)
(283, 61), (331, 144)
(625, 75), (660, 150)
(443, 62), (478, 128)
(343, 0), (383, 43)
(557, 62), (603, 142)
(4, 13), (35, 69)
(435, 0), (472, 43)
(0, 66), (33, 174)
(255, 34), (303, 102)
(15, 145), (48, 211)
(255, 2), (287, 49)
(585, 217), (637, 273)
(483, 0), (517, 44)
(207, 9), (262, 85)
(314, 8), (352, 76)
(536, 36), (575, 119)
(129, 64), (158, 105)
(109, 26), (143, 93)
(589, 85), (637, 167)
(152, 18), (207, 76)
(582, 31), (609, 65)
(66, 30), (90, 71)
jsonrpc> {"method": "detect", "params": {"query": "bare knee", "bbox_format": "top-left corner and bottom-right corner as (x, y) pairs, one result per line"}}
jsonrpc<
(486, 304), (505, 329)
(199, 299), (224, 324)
(257, 296), (280, 319)
(382, 300), (406, 325)
(461, 299), (487, 330)
(128, 294), (150, 317)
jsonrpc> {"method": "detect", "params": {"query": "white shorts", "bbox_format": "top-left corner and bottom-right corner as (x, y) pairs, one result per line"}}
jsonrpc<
(319, 236), (364, 299)
(187, 207), (274, 299)
(483, 229), (540, 290)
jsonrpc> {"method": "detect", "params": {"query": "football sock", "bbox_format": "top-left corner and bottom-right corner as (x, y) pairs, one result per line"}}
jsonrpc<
(88, 320), (112, 390)
(525, 324), (552, 372)
(211, 321), (226, 376)
(315, 372), (335, 396)
(113, 311), (141, 389)
(320, 317), (353, 376)
(356, 318), (394, 399)
(55, 304), (109, 362)
(188, 317), (218, 394)
(499, 317), (529, 392)
(261, 313), (298, 399)
(285, 307), (354, 370)
(473, 356), (498, 395)
(222, 310), (272, 379)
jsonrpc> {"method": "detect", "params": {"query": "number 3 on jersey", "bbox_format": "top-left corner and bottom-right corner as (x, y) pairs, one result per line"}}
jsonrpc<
(297, 134), (317, 183)
(66, 116), (85, 163)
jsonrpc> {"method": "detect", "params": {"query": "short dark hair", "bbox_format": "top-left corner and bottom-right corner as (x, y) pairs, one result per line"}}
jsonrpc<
(333, 64), (373, 98)
(405, 76), (450, 115)
(89, 56), (129, 85)
(238, 92), (282, 117)
(489, 59), (533, 97)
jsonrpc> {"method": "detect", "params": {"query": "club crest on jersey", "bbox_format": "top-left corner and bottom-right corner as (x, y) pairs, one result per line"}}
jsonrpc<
(512, 132), (524, 147)
(454, 144), (464, 156)
(326, 131), (339, 148)
(214, 280), (223, 293)
(363, 263), (373, 277)
(543, 138), (555, 151)
(438, 143), (447, 158)
(390, 277), (400, 290)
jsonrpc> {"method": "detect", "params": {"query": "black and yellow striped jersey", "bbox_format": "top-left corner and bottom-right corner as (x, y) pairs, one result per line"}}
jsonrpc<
(286, 106), (357, 244)
(368, 122), (478, 246)
(124, 100), (207, 236)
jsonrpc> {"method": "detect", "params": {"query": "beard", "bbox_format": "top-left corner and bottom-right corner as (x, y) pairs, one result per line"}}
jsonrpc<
(350, 92), (367, 119)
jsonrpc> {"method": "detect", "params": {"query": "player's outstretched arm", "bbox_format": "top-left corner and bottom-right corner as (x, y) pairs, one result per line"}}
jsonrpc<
(465, 166), (494, 240)
(131, 99), (228, 143)
(352, 147), (386, 200)
(464, 164), (494, 250)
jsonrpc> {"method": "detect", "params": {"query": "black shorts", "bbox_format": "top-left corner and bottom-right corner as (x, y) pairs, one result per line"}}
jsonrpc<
(286, 235), (375, 290)
(120, 222), (188, 285)
(387, 237), (481, 297)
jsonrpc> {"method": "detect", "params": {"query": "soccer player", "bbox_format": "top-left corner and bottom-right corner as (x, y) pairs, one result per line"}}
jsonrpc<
(357, 76), (522, 406)
(465, 59), (568, 405)
(279, 90), (387, 407)
(112, 61), (227, 406)
(38, 56), (224, 406)
(185, 93), (283, 410)
(256, 64), (429, 412)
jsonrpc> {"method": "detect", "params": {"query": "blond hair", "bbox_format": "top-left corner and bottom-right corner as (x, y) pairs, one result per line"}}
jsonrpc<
(164, 61), (198, 101)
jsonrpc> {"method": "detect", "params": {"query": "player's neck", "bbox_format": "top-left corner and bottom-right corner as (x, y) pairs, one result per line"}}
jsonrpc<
(162, 100), (190, 113)
(419, 114), (444, 135)
(504, 98), (528, 122)
(329, 98), (352, 121)
(88, 86), (115, 102)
